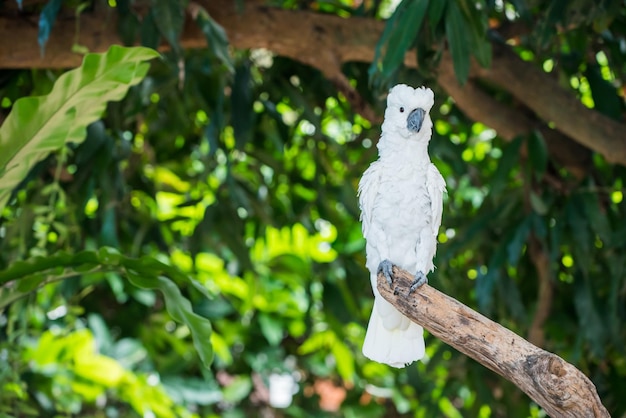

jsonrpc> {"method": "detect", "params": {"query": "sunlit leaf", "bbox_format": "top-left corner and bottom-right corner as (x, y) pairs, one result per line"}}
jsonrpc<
(585, 64), (622, 120)
(0, 248), (213, 367)
(162, 376), (223, 406)
(221, 375), (252, 403)
(331, 339), (355, 384)
(258, 313), (284, 346)
(0, 46), (159, 213)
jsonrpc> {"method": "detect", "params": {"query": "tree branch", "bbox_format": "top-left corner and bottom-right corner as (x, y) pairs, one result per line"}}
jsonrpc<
(474, 44), (626, 166)
(1, 0), (625, 168)
(377, 265), (610, 418)
(437, 52), (592, 179)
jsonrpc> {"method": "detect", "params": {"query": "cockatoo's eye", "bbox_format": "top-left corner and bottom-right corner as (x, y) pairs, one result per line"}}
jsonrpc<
(399, 107), (405, 113)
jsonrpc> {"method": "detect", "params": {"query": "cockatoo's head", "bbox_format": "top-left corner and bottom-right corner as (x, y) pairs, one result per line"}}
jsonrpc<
(380, 84), (435, 145)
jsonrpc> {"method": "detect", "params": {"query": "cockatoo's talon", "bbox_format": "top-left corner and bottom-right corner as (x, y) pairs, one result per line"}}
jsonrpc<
(408, 271), (427, 295)
(377, 259), (395, 287)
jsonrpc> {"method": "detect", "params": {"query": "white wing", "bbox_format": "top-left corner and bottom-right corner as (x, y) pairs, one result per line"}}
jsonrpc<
(427, 163), (446, 236)
(357, 159), (382, 239)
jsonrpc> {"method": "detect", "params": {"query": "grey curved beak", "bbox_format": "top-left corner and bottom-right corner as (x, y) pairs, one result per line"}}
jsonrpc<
(407, 108), (426, 133)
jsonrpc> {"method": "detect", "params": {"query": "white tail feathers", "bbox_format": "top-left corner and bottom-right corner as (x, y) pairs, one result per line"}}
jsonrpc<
(362, 297), (425, 368)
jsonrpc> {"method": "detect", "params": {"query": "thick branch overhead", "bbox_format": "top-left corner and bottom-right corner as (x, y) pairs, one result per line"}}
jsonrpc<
(376, 266), (610, 418)
(1, 0), (625, 166)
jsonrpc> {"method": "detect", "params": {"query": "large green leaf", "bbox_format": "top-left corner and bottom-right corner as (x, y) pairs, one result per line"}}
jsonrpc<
(150, 0), (186, 56)
(459, 0), (492, 68)
(369, 0), (429, 84)
(195, 7), (234, 73)
(0, 247), (213, 368)
(445, 0), (471, 84)
(0, 45), (159, 213)
(382, 0), (430, 75)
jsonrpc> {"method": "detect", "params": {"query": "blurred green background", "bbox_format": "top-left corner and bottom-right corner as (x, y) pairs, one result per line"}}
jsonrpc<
(1, 0), (625, 416)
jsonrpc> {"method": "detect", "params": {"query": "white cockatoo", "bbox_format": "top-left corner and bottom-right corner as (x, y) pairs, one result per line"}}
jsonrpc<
(358, 84), (446, 368)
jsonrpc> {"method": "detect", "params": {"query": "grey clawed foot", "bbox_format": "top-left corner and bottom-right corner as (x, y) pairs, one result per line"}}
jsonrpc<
(377, 259), (394, 287)
(409, 271), (427, 295)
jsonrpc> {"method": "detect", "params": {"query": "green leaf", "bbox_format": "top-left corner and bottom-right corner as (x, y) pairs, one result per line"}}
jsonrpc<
(221, 375), (252, 404)
(0, 248), (213, 368)
(476, 241), (506, 313)
(573, 272), (606, 358)
(126, 272), (213, 368)
(382, 0), (430, 76)
(464, 3), (491, 68)
(150, 0), (186, 56)
(506, 216), (532, 267)
(509, 0), (530, 21)
(585, 64), (622, 120)
(581, 190), (611, 246)
(116, 0), (139, 45)
(497, 271), (526, 320)
(427, 0), (448, 27)
(534, 0), (567, 49)
(0, 46), (159, 213)
(489, 136), (523, 197)
(445, 0), (471, 84)
(565, 195), (592, 276)
(195, 8), (234, 73)
(258, 313), (284, 346)
(438, 397), (463, 418)
(331, 339), (355, 384)
(141, 11), (162, 49)
(529, 191), (549, 215)
(162, 376), (223, 406)
(231, 61), (254, 149)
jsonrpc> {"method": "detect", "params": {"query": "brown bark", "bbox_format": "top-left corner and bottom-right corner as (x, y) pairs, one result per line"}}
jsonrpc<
(474, 44), (626, 166)
(377, 266), (610, 418)
(437, 54), (592, 178)
(0, 1), (624, 168)
(527, 235), (554, 348)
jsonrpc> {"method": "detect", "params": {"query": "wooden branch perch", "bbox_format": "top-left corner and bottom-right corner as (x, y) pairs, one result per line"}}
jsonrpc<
(377, 265), (610, 418)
